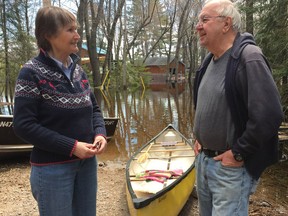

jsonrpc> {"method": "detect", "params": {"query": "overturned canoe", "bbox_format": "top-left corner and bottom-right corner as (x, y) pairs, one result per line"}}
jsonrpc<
(126, 124), (196, 216)
(0, 114), (118, 153)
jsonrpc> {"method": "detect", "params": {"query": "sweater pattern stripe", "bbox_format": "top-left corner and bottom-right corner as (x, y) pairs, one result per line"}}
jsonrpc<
(15, 58), (92, 109)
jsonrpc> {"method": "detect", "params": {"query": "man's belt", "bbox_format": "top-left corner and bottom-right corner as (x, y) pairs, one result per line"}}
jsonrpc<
(201, 148), (225, 157)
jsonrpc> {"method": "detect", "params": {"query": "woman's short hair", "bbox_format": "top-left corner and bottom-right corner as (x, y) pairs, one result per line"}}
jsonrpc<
(205, 0), (242, 32)
(35, 6), (76, 51)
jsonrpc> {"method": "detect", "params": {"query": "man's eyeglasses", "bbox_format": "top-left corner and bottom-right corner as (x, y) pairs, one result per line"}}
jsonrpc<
(197, 15), (226, 26)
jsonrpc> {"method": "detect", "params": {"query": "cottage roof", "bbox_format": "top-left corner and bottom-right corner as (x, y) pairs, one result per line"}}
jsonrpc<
(81, 43), (107, 55)
(144, 57), (175, 66)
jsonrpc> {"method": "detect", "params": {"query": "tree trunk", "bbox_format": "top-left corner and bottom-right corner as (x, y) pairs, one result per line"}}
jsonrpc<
(42, 0), (51, 7)
(103, 0), (125, 85)
(246, 0), (254, 34)
(77, 0), (85, 63)
(174, 0), (191, 78)
(1, 0), (11, 104)
(88, 0), (104, 87)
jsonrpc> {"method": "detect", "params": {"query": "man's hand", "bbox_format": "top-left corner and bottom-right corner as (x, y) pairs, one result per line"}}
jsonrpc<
(194, 140), (202, 156)
(214, 150), (244, 167)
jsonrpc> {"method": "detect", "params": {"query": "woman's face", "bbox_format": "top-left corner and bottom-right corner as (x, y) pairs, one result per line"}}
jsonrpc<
(47, 21), (80, 58)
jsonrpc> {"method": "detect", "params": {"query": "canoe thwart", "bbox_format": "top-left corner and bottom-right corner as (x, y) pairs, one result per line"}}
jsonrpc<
(133, 154), (195, 160)
(139, 148), (193, 153)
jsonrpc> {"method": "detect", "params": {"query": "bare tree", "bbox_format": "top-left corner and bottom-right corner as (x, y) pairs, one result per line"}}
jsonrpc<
(1, 0), (12, 105)
(126, 0), (158, 61)
(102, 0), (125, 76)
(84, 0), (105, 87)
(76, 0), (85, 61)
(43, 0), (51, 7)
(0, 0), (35, 107)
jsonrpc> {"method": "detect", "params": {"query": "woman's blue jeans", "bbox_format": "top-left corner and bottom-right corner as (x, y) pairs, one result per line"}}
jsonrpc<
(30, 156), (97, 216)
(195, 152), (258, 216)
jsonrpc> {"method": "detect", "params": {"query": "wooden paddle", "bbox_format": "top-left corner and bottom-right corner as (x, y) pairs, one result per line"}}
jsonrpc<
(137, 143), (153, 163)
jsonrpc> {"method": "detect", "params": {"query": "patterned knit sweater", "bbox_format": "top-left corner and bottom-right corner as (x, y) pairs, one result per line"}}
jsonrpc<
(13, 50), (106, 165)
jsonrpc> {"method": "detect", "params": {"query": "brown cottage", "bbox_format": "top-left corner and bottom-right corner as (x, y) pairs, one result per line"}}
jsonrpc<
(80, 43), (106, 70)
(144, 57), (185, 84)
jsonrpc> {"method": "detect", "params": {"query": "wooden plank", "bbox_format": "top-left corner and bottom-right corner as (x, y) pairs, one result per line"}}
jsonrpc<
(133, 155), (195, 160)
(278, 121), (288, 142)
(279, 126), (288, 131)
(151, 145), (186, 148)
(139, 148), (193, 153)
(152, 142), (188, 147)
(279, 123), (288, 132)
(279, 134), (288, 141)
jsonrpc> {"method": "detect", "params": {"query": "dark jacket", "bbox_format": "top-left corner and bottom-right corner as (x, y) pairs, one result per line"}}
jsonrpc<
(194, 32), (283, 179)
(13, 50), (106, 165)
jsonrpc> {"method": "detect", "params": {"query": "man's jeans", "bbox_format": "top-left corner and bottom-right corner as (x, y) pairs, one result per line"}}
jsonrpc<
(195, 152), (258, 216)
(30, 156), (97, 216)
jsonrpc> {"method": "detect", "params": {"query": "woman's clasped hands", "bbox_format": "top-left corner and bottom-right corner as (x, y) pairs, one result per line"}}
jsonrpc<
(73, 136), (107, 159)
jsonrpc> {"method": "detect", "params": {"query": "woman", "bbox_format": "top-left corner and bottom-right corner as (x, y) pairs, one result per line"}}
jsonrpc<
(13, 6), (107, 216)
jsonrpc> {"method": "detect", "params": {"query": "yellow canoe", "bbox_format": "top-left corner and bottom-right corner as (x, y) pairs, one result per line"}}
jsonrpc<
(126, 124), (196, 216)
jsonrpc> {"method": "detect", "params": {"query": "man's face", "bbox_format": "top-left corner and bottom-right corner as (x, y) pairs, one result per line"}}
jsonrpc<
(196, 3), (226, 50)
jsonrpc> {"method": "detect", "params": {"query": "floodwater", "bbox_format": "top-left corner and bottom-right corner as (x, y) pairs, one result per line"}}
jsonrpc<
(95, 82), (194, 162)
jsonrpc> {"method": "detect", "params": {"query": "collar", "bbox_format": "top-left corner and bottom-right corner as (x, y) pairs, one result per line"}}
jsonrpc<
(50, 55), (73, 70)
(39, 48), (80, 67)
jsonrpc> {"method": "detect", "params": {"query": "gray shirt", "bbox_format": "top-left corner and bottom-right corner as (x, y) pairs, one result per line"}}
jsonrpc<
(193, 49), (235, 151)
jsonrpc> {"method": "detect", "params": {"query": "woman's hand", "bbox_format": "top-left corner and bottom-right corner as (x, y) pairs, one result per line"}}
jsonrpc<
(92, 136), (107, 155)
(73, 141), (98, 159)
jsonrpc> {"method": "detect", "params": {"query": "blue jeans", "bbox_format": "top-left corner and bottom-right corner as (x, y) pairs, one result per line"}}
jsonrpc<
(30, 157), (97, 216)
(195, 152), (258, 216)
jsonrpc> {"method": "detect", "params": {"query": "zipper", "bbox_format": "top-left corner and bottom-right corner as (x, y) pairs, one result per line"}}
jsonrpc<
(46, 52), (78, 88)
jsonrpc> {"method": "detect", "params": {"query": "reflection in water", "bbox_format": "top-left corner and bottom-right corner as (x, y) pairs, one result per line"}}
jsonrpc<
(95, 83), (194, 161)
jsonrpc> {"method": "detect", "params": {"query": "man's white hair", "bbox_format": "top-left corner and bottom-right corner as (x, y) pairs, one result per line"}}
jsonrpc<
(204, 0), (242, 32)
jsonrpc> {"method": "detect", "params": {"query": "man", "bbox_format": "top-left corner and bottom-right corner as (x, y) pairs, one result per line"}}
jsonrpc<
(193, 0), (283, 215)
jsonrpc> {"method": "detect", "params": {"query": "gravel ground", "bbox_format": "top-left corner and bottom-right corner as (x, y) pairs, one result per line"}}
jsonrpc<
(0, 155), (287, 216)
